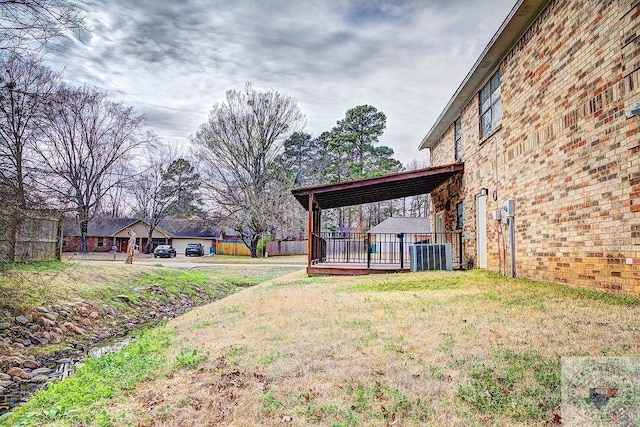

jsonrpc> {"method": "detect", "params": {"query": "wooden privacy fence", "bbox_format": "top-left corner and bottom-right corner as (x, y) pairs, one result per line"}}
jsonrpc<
(216, 241), (252, 256)
(0, 209), (63, 263)
(266, 240), (307, 256)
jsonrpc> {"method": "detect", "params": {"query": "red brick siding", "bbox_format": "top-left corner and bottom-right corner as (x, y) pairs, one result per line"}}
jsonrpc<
(63, 236), (113, 252)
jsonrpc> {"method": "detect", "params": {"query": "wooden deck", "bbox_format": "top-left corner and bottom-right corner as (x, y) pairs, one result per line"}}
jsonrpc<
(307, 263), (410, 276)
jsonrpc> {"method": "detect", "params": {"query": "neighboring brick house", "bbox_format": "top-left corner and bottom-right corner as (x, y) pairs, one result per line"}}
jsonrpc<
(63, 218), (141, 252)
(420, 0), (640, 295)
(63, 218), (221, 254)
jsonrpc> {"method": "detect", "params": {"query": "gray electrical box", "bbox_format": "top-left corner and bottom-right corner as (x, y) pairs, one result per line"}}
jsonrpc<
(502, 200), (515, 217)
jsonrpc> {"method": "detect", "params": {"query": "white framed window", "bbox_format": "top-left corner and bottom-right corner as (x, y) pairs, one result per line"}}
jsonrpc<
(480, 70), (502, 138)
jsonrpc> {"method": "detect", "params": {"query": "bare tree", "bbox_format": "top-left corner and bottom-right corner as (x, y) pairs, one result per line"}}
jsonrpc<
(0, 52), (58, 208)
(35, 84), (146, 252)
(0, 52), (59, 261)
(95, 167), (133, 218)
(403, 158), (431, 217)
(0, 0), (88, 53)
(131, 144), (180, 254)
(193, 83), (305, 257)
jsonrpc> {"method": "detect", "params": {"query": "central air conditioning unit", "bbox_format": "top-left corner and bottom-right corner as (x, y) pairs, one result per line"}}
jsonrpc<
(410, 244), (453, 271)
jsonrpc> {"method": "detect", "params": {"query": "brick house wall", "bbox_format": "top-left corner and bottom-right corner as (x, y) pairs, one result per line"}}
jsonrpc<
(63, 236), (115, 253)
(429, 0), (640, 295)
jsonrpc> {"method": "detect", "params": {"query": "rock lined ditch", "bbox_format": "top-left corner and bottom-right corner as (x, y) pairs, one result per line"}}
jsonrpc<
(0, 282), (237, 415)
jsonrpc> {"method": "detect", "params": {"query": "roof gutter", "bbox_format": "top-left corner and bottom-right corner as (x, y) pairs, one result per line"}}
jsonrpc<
(418, 0), (551, 150)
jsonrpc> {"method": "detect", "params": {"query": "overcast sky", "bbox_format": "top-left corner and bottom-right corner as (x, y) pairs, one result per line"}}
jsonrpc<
(44, 0), (516, 166)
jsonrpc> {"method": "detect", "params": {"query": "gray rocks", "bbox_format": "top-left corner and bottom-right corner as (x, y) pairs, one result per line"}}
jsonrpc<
(30, 367), (52, 376)
(38, 317), (56, 328)
(31, 375), (49, 384)
(14, 315), (29, 325)
(41, 312), (57, 321)
(7, 367), (30, 380)
(116, 294), (133, 303)
(22, 360), (39, 369)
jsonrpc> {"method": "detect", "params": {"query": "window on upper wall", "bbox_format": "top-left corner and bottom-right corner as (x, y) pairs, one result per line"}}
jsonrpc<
(454, 117), (462, 161)
(456, 202), (464, 229)
(479, 70), (502, 138)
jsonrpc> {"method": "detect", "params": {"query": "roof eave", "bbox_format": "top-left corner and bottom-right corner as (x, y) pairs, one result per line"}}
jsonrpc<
(419, 0), (551, 151)
(109, 219), (142, 237)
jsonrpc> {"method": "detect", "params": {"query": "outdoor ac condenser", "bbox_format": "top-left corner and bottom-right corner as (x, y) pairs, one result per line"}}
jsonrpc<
(410, 244), (453, 271)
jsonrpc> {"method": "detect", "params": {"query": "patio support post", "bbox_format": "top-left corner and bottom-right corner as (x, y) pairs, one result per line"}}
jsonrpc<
(307, 193), (322, 266)
(398, 233), (404, 269)
(307, 193), (314, 266)
(366, 232), (371, 269)
(314, 204), (322, 261)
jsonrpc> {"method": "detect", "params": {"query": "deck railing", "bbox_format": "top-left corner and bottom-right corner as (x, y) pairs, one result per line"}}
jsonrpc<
(311, 231), (463, 269)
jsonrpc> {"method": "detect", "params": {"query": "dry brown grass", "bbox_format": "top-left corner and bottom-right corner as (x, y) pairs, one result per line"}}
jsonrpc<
(106, 270), (640, 426)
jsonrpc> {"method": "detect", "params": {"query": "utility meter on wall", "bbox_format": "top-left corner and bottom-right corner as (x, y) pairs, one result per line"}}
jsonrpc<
(502, 200), (515, 216)
(501, 200), (515, 224)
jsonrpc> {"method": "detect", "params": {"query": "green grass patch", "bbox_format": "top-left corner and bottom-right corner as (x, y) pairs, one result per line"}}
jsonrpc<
(261, 390), (284, 414)
(258, 349), (287, 367)
(132, 270), (216, 296)
(346, 382), (432, 423)
(0, 260), (69, 274)
(189, 254), (307, 265)
(457, 348), (560, 422)
(200, 265), (302, 286)
(300, 400), (358, 426)
(219, 304), (242, 314)
(0, 262), (235, 312)
(192, 319), (217, 330)
(226, 345), (248, 361)
(174, 347), (208, 370)
(0, 326), (174, 427)
(347, 271), (475, 292)
(0, 262), (78, 309)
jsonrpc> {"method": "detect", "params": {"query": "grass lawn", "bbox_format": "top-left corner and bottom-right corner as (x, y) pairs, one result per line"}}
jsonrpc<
(0, 261), (302, 311)
(4, 270), (640, 426)
(185, 254), (307, 265)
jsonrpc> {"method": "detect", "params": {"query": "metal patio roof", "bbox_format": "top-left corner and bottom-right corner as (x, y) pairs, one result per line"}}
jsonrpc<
(292, 162), (463, 211)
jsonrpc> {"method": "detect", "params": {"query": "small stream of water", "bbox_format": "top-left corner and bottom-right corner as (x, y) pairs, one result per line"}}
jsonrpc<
(0, 336), (135, 415)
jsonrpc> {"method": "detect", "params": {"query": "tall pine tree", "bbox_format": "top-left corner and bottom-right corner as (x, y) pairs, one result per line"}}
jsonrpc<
(164, 158), (205, 218)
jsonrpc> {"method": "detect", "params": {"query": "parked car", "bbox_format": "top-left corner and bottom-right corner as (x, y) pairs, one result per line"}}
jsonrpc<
(153, 244), (176, 258)
(185, 243), (204, 257)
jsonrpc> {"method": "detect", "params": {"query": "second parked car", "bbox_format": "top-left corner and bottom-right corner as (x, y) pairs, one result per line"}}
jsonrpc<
(185, 243), (204, 257)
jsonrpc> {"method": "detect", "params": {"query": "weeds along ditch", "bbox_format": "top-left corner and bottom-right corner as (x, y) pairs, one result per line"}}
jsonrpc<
(0, 261), (303, 421)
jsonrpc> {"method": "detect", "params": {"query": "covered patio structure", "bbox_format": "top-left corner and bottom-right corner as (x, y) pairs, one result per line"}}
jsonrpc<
(291, 163), (464, 275)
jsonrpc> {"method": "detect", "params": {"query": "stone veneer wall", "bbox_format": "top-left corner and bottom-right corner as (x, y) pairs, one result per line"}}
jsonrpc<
(429, 0), (640, 295)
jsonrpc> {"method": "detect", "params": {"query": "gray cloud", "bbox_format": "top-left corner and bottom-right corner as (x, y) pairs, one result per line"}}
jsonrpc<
(44, 0), (516, 164)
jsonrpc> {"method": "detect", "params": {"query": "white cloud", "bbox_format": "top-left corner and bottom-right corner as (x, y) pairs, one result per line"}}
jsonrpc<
(44, 0), (516, 164)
